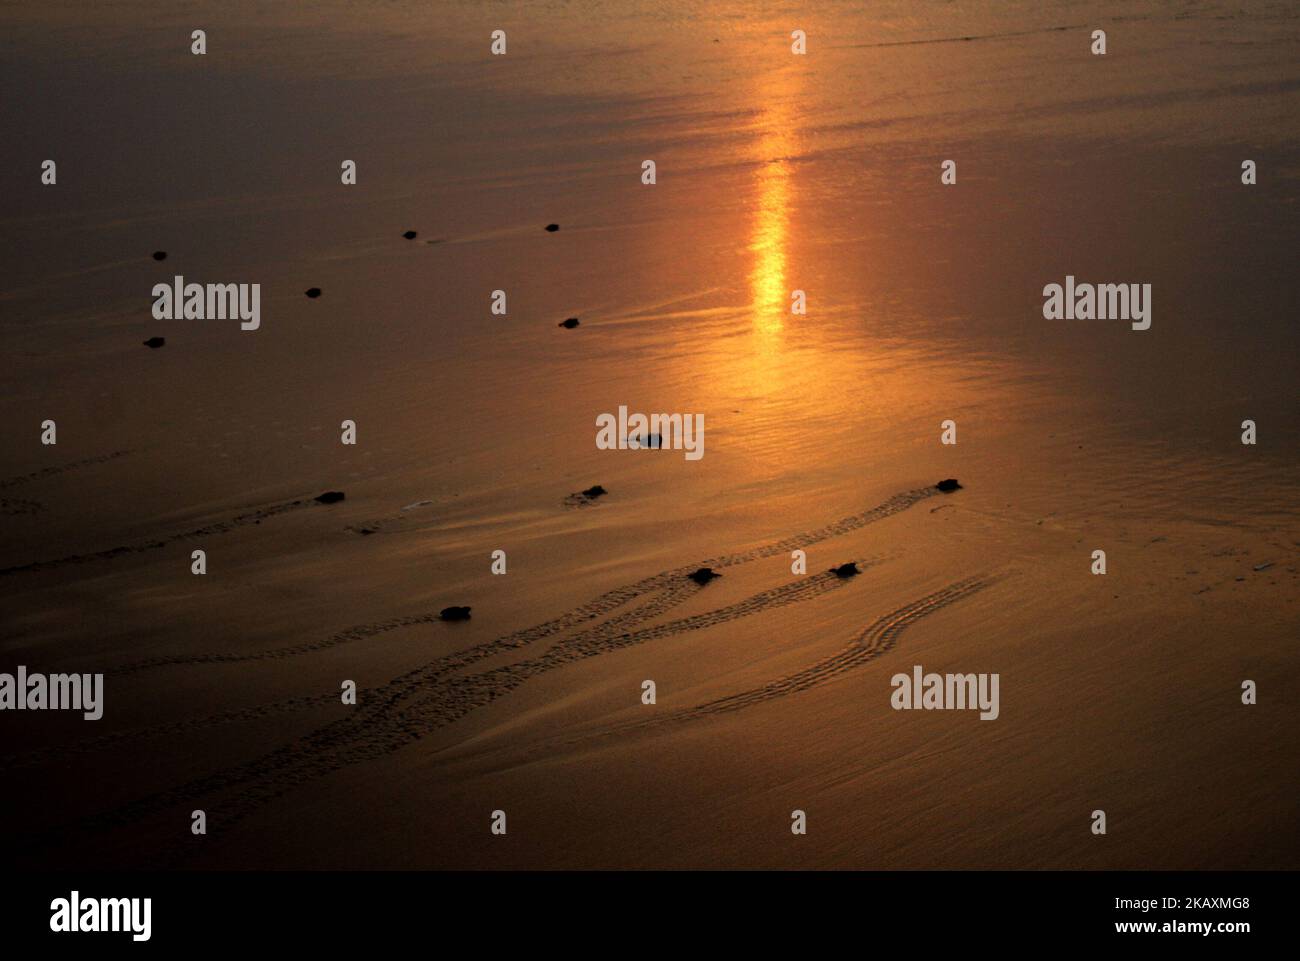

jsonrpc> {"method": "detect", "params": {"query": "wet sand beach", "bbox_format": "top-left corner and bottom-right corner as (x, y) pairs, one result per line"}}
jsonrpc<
(1, 0), (1297, 870)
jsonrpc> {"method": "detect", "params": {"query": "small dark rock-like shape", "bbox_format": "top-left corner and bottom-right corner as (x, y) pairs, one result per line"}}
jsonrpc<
(688, 567), (720, 586)
(544, 223), (560, 232)
(935, 478), (962, 493)
(305, 287), (322, 298)
(402, 230), (417, 240)
(315, 490), (346, 504)
(559, 317), (580, 328)
(152, 251), (167, 261)
(581, 485), (607, 498)
(143, 336), (166, 349)
(440, 606), (472, 621)
(831, 562), (860, 578)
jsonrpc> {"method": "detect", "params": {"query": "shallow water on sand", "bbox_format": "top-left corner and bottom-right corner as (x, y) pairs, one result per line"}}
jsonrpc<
(0, 1), (1296, 869)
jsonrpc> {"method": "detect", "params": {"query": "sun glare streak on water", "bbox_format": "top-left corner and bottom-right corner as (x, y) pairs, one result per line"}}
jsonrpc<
(750, 157), (789, 336)
(748, 67), (799, 343)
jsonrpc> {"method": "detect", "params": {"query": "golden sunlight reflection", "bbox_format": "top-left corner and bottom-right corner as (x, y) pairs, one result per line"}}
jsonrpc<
(750, 159), (789, 333)
(748, 67), (799, 339)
